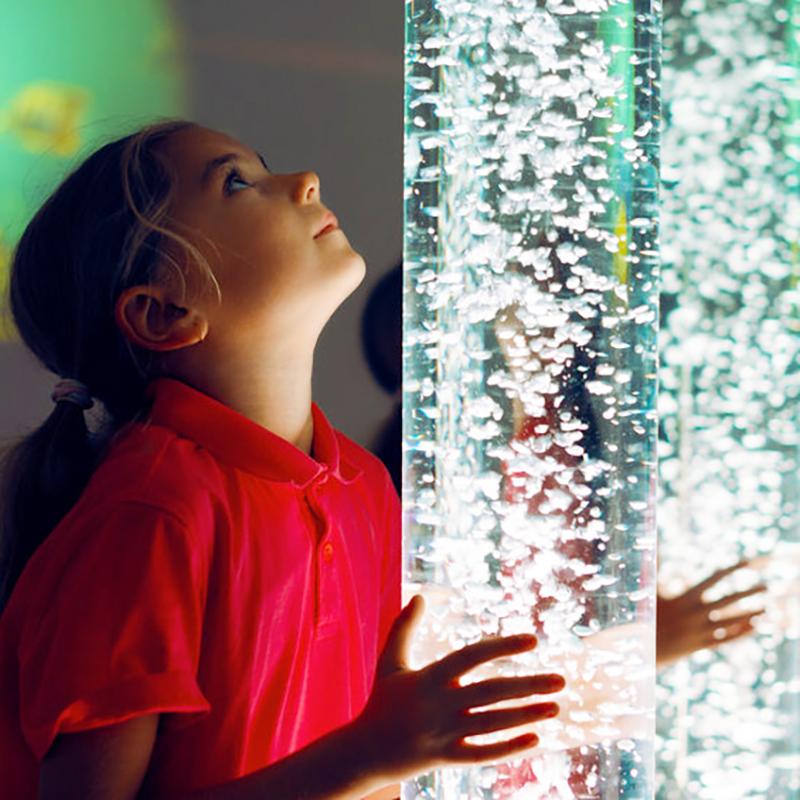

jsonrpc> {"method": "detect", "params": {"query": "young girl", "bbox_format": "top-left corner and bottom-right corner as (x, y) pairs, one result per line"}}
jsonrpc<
(0, 119), (565, 799)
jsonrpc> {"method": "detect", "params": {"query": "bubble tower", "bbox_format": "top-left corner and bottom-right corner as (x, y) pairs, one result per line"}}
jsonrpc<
(404, 0), (661, 796)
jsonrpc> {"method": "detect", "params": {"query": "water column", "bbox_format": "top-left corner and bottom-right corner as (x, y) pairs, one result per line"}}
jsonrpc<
(404, 0), (660, 797)
(656, 2), (800, 798)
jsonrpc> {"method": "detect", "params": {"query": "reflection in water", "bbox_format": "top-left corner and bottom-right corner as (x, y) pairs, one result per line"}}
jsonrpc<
(657, 1), (800, 798)
(404, 0), (660, 796)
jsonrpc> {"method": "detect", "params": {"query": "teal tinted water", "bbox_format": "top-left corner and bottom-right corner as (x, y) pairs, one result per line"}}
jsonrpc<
(404, 0), (661, 797)
(657, 2), (800, 798)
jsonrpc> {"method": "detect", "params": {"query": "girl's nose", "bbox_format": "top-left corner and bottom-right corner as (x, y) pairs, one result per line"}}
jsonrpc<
(292, 171), (320, 204)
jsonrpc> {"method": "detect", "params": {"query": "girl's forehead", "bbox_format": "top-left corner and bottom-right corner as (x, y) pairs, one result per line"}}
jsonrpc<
(166, 126), (247, 173)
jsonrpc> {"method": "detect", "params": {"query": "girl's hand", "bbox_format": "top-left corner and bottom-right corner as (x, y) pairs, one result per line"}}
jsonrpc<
(354, 595), (565, 785)
(657, 560), (767, 668)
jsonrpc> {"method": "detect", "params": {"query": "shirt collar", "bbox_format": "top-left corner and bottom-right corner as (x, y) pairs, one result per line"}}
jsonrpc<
(142, 378), (361, 487)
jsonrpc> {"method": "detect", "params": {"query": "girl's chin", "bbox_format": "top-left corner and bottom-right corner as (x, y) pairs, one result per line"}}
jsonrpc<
(333, 257), (367, 302)
(345, 259), (367, 293)
(337, 249), (367, 277)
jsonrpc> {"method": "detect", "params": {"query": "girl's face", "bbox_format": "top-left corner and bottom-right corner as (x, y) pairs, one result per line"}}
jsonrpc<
(159, 125), (366, 349)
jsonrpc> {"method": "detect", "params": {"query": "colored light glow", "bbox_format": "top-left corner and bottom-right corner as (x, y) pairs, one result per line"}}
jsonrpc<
(0, 0), (187, 337)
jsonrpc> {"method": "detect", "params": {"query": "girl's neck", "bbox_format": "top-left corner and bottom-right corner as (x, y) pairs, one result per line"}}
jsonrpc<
(162, 347), (316, 457)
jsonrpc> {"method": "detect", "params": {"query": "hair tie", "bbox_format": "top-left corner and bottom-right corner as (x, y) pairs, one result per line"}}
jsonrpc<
(51, 378), (94, 410)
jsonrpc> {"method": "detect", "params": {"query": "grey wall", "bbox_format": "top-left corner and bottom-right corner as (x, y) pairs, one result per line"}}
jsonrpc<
(1, 0), (402, 451)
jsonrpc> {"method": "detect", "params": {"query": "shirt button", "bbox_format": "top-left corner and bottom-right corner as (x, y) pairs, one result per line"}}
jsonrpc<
(322, 541), (335, 563)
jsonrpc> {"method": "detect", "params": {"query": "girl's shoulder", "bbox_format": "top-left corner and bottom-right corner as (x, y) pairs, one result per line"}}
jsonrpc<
(86, 418), (228, 525)
(332, 429), (400, 522)
(3, 422), (221, 635)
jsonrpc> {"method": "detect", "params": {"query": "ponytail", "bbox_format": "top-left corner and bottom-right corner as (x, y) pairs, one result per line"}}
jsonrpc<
(0, 401), (99, 608)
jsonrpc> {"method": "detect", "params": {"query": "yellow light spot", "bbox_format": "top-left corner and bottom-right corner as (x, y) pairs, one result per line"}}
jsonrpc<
(0, 231), (17, 342)
(1, 81), (91, 157)
(613, 200), (629, 288)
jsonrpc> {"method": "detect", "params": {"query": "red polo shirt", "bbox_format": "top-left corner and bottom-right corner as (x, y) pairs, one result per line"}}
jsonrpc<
(0, 378), (401, 797)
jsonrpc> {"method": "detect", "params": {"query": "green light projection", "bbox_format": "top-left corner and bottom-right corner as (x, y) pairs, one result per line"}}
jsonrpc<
(0, 0), (187, 337)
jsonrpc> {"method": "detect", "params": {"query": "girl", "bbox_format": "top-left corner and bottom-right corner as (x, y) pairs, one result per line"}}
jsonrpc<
(0, 119), (565, 799)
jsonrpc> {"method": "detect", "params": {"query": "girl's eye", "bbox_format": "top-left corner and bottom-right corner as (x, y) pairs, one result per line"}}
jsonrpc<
(223, 168), (250, 195)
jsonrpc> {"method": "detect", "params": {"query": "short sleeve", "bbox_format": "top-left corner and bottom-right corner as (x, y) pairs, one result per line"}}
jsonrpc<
(16, 501), (211, 760)
(378, 471), (402, 657)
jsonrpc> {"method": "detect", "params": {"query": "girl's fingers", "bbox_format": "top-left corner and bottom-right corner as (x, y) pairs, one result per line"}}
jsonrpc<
(447, 732), (540, 764)
(686, 559), (752, 598)
(427, 634), (538, 685)
(376, 595), (425, 677)
(706, 622), (755, 647)
(458, 702), (560, 738)
(703, 612), (763, 647)
(455, 674), (565, 711)
(705, 585), (766, 613)
(709, 609), (765, 630)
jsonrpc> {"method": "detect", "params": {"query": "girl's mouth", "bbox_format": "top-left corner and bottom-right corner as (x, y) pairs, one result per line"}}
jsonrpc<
(314, 211), (340, 238)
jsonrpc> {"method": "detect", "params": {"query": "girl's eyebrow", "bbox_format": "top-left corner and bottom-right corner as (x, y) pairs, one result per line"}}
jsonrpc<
(201, 150), (270, 187)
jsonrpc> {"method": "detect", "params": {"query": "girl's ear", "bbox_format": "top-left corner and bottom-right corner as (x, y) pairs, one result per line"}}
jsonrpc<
(114, 285), (209, 352)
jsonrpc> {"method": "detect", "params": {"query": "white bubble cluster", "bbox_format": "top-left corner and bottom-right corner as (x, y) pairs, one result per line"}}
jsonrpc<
(404, 0), (660, 796)
(656, 1), (799, 798)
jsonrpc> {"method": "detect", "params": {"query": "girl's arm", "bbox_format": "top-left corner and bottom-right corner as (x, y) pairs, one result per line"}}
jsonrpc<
(39, 597), (564, 800)
(362, 785), (400, 800)
(40, 713), (393, 800)
(39, 714), (159, 800)
(38, 715), (385, 800)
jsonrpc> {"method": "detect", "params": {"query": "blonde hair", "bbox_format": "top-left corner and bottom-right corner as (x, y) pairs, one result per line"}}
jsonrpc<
(117, 119), (223, 374)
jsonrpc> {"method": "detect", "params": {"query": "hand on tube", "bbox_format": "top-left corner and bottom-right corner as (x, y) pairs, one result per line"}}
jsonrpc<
(353, 595), (566, 786)
(656, 560), (766, 668)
